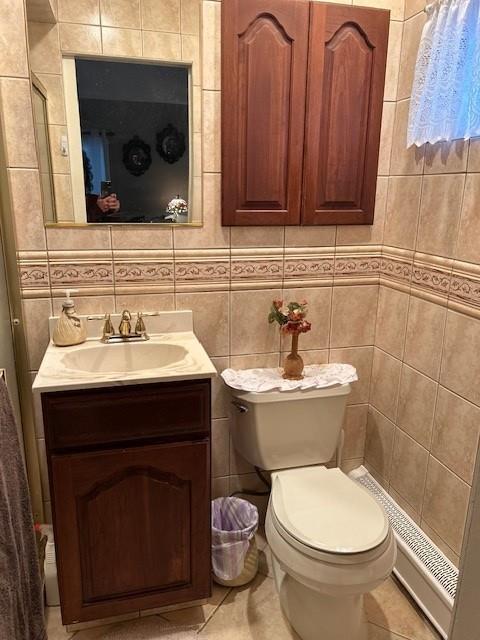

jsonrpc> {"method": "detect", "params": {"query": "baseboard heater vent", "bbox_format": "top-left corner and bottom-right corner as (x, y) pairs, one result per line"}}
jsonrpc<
(349, 466), (458, 639)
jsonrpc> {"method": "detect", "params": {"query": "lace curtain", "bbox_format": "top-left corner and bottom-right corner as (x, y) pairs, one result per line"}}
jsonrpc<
(407, 0), (480, 147)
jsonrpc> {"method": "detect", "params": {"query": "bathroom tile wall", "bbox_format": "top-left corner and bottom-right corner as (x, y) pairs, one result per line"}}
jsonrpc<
(9, 0), (480, 555)
(365, 0), (480, 568)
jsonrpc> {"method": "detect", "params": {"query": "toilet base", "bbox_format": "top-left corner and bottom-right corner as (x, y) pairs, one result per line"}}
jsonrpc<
(272, 554), (368, 640)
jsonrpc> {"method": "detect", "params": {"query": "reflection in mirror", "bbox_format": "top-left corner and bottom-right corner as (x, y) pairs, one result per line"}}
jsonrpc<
(63, 58), (192, 225)
(32, 79), (56, 224)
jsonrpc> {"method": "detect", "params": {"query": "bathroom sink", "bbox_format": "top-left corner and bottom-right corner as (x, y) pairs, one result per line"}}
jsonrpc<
(32, 310), (217, 392)
(61, 342), (188, 374)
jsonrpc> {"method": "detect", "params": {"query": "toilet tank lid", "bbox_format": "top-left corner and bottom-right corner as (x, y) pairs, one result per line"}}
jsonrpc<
(271, 467), (389, 554)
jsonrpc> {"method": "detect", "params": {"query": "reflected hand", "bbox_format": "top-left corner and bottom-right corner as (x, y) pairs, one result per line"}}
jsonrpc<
(97, 194), (120, 214)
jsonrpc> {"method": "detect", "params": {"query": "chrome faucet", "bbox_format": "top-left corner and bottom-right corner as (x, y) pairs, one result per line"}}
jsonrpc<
(101, 310), (150, 343)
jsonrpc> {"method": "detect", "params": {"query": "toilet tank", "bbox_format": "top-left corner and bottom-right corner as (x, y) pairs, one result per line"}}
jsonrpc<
(229, 385), (351, 471)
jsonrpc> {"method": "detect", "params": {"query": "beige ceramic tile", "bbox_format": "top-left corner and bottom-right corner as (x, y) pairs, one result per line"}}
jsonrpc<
(397, 364), (436, 449)
(419, 519), (460, 568)
(405, 0), (427, 18)
(378, 104), (395, 177)
(22, 298), (52, 370)
(28, 22), (61, 74)
(59, 23), (101, 54)
(468, 136), (480, 172)
(142, 31), (181, 59)
(212, 418), (230, 477)
(111, 226), (172, 249)
(141, 0), (180, 32)
(181, 0), (200, 35)
(231, 227), (284, 248)
(182, 34), (200, 85)
(73, 615), (196, 638)
(285, 226), (336, 247)
(390, 429), (429, 512)
(0, 78), (37, 168)
(229, 438), (254, 476)
(160, 583), (230, 627)
(212, 476), (229, 499)
(365, 406), (395, 481)
(343, 404), (368, 459)
(365, 576), (440, 640)
(424, 139), (469, 174)
(295, 349), (328, 365)
(53, 174), (74, 220)
(176, 290), (229, 356)
(231, 289), (281, 356)
(416, 174), (465, 258)
(174, 173), (230, 248)
(114, 293), (174, 314)
(45, 606), (75, 639)
(279, 287), (331, 351)
(370, 348), (401, 421)
(203, 91), (220, 172)
(388, 486), (421, 524)
(102, 27), (141, 56)
(455, 173), (480, 265)
(202, 0), (220, 89)
(390, 100), (425, 175)
(211, 357), (229, 419)
(367, 622), (417, 640)
(8, 169), (46, 251)
(422, 456), (470, 555)
(440, 310), (480, 406)
(53, 295), (114, 315)
(198, 574), (300, 640)
(404, 295), (446, 380)
(36, 74), (66, 126)
(383, 176), (422, 250)
(375, 285), (409, 358)
(58, 0), (100, 24)
(0, 0), (28, 77)
(432, 386), (480, 485)
(336, 177), (387, 245)
(397, 12), (426, 100)
(384, 21), (402, 101)
(353, 0), (403, 20)
(100, 0), (140, 28)
(230, 353), (280, 370)
(330, 285), (378, 348)
(46, 225), (111, 250)
(329, 346), (374, 405)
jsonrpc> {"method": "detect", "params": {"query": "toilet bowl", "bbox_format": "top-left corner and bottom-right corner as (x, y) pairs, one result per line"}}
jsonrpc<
(265, 465), (396, 640)
(227, 381), (397, 640)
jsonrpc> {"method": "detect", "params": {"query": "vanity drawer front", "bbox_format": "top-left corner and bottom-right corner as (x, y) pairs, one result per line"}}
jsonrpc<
(43, 379), (211, 450)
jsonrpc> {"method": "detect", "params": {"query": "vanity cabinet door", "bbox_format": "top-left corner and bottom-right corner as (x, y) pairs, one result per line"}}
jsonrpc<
(302, 4), (389, 225)
(221, 0), (309, 225)
(51, 439), (211, 624)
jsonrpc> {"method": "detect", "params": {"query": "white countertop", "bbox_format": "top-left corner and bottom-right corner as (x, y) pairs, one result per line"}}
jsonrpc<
(33, 310), (217, 394)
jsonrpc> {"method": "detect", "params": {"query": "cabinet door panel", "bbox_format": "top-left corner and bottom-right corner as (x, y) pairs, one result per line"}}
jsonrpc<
(222, 0), (309, 225)
(51, 440), (210, 624)
(302, 5), (389, 225)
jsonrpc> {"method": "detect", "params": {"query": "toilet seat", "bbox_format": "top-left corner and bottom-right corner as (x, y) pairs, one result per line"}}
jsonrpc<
(271, 466), (389, 558)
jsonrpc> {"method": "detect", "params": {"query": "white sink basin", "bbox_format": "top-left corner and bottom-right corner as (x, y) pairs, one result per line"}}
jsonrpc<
(61, 342), (188, 374)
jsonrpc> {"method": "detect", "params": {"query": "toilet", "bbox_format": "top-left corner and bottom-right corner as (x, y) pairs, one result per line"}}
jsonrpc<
(228, 383), (396, 640)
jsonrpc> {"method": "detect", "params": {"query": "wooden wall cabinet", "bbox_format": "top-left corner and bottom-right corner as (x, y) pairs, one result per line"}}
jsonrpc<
(221, 0), (389, 226)
(42, 379), (211, 625)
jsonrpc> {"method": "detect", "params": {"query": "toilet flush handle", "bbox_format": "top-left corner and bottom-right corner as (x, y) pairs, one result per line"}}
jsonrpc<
(231, 400), (248, 414)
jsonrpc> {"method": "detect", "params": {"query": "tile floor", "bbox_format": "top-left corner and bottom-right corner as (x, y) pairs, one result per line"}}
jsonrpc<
(46, 531), (441, 640)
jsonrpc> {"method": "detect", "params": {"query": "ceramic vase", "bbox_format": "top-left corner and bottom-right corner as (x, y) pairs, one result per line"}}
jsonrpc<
(282, 333), (304, 380)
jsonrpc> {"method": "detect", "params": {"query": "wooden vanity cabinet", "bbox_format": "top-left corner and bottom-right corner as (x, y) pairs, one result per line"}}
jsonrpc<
(221, 0), (389, 226)
(42, 379), (211, 625)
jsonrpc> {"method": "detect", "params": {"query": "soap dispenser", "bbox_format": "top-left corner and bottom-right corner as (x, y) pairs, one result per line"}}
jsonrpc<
(52, 290), (87, 347)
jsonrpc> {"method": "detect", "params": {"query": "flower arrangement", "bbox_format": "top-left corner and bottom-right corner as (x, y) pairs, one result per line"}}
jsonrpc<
(268, 299), (312, 335)
(268, 299), (312, 380)
(165, 194), (188, 221)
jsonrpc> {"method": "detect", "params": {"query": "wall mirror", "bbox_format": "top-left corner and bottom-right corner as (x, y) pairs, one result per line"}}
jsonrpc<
(32, 76), (56, 224)
(45, 57), (198, 226)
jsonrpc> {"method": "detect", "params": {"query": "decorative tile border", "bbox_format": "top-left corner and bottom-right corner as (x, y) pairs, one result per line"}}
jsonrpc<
(380, 256), (412, 285)
(175, 260), (230, 282)
(114, 262), (174, 284)
(335, 255), (381, 278)
(411, 262), (451, 298)
(450, 271), (480, 310)
(284, 257), (334, 280)
(231, 259), (283, 280)
(49, 262), (114, 288)
(19, 263), (50, 289)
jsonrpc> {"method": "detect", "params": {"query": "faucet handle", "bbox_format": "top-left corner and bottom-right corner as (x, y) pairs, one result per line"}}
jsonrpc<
(121, 309), (131, 320)
(135, 312), (147, 336)
(102, 313), (114, 342)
